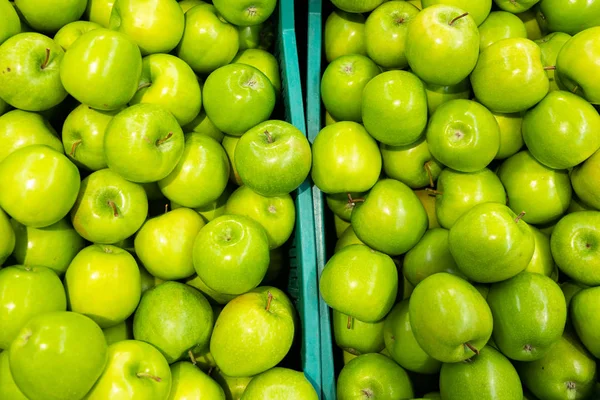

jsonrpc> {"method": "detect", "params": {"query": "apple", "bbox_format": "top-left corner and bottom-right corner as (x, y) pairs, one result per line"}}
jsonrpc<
(169, 361), (225, 399)
(9, 311), (107, 400)
(517, 8), (543, 40)
(86, 340), (172, 400)
(176, 4), (239, 75)
(0, 33), (67, 111)
(183, 111), (224, 143)
(0, 351), (27, 400)
(109, 0), (184, 55)
(233, 49), (280, 94)
(326, 192), (366, 222)
(311, 121), (382, 194)
(334, 214), (351, 238)
(159, 133), (230, 208)
(422, 0), (492, 26)
(179, 0), (207, 13)
(571, 150), (600, 210)
(406, 5), (479, 86)
(333, 309), (385, 355)
(331, 0), (384, 13)
(495, 0), (539, 13)
(571, 287), (600, 358)
(522, 91), (600, 169)
(493, 111), (524, 159)
(478, 11), (527, 51)
(102, 319), (133, 345)
(14, 0), (87, 32)
(237, 18), (275, 50)
(186, 274), (237, 305)
(85, 0), (115, 27)
(54, 20), (102, 51)
(71, 168), (148, 244)
(324, 9), (366, 63)
(415, 189), (440, 229)
(213, 0), (275, 26)
(211, 369), (252, 400)
(221, 134), (243, 185)
(241, 367), (318, 399)
(471, 38), (549, 113)
(537, 0), (600, 35)
(60, 28), (142, 110)
(525, 227), (558, 279)
(426, 99), (500, 172)
(535, 32), (571, 92)
(0, 0), (20, 45)
(203, 64), (275, 136)
(234, 120), (311, 197)
(424, 78), (471, 115)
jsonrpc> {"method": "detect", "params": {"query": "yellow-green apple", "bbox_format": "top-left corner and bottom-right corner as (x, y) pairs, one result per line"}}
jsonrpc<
(333, 309), (385, 355)
(320, 245), (398, 322)
(176, 5), (239, 75)
(0, 33), (67, 111)
(537, 0), (600, 35)
(234, 120), (311, 196)
(535, 32), (571, 91)
(415, 189), (440, 228)
(241, 368), (318, 400)
(409, 273), (493, 362)
(0, 351), (27, 400)
(571, 150), (600, 210)
(493, 111), (523, 159)
(321, 54), (379, 122)
(422, 0), (491, 25)
(571, 287), (600, 358)
(179, 0), (207, 13)
(478, 11), (527, 51)
(426, 99), (500, 172)
(525, 227), (558, 279)
(14, 0), (87, 32)
(203, 64), (275, 136)
(9, 311), (107, 400)
(334, 214), (351, 238)
(71, 168), (148, 244)
(424, 78), (471, 115)
(53, 21), (102, 50)
(237, 18), (275, 50)
(109, 0), (184, 55)
(561, 281), (587, 309)
(362, 70), (428, 146)
(172, 184), (232, 224)
(222, 134), (243, 185)
(186, 274), (236, 305)
(0, 209), (14, 266)
(60, 28), (142, 110)
(0, 145), (79, 228)
(233, 48), (281, 94)
(86, 340), (172, 400)
(495, 0), (539, 13)
(211, 369), (253, 400)
(210, 286), (295, 376)
(406, 5), (479, 85)
(0, 0), (20, 45)
(324, 9), (366, 63)
(331, 0), (384, 13)
(134, 281), (214, 363)
(102, 319), (133, 345)
(517, 8), (543, 40)
(449, 203), (535, 282)
(522, 91), (600, 169)
(183, 111), (224, 143)
(169, 361), (225, 399)
(85, 0), (115, 27)
(380, 137), (443, 189)
(471, 38), (549, 113)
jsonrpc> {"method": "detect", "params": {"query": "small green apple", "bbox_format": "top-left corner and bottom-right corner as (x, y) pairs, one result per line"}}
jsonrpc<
(571, 150), (600, 210)
(185, 274), (237, 305)
(0, 0), (20, 45)
(85, 0), (115, 27)
(183, 111), (224, 143)
(102, 319), (133, 345)
(233, 48), (281, 94)
(169, 361), (224, 399)
(492, 111), (524, 159)
(478, 11), (527, 51)
(324, 9), (366, 63)
(535, 32), (572, 92)
(53, 20), (102, 51)
(333, 309), (385, 355)
(422, 0), (492, 25)
(571, 287), (600, 358)
(424, 78), (471, 115)
(537, 0), (600, 35)
(241, 368), (318, 400)
(213, 0), (275, 26)
(14, 0), (87, 33)
(0, 351), (27, 400)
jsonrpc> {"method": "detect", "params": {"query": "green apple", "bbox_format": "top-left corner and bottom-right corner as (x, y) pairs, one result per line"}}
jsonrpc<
(0, 209), (14, 266)
(0, 265), (66, 349)
(334, 215), (351, 238)
(62, 104), (118, 171)
(0, 351), (27, 400)
(561, 282), (587, 309)
(337, 353), (414, 399)
(409, 273), (493, 362)
(203, 64), (275, 136)
(85, 0), (115, 27)
(426, 100), (500, 172)
(434, 167), (507, 229)
(11, 217), (85, 276)
(0, 33), (67, 111)
(362, 70), (428, 146)
(516, 8), (542, 40)
(479, 11), (527, 51)
(535, 32), (571, 91)
(211, 369), (253, 400)
(449, 203), (535, 283)
(237, 18), (275, 50)
(525, 227), (557, 279)
(14, 0), (86, 32)
(415, 189), (440, 229)
(383, 300), (441, 374)
(492, 111), (523, 159)
(326, 192), (367, 222)
(134, 281), (214, 363)
(102, 319), (133, 345)
(364, 1), (419, 69)
(321, 54), (379, 122)
(176, 5), (239, 75)
(352, 179), (428, 255)
(221, 134), (243, 185)
(183, 111), (224, 143)
(333, 309), (385, 355)
(571, 150), (600, 210)
(568, 194), (596, 213)
(0, 145), (79, 228)
(9, 311), (107, 400)
(169, 361), (224, 399)
(494, 0), (539, 13)
(0, 0), (20, 45)
(311, 121), (381, 194)
(53, 20), (102, 51)
(179, 0), (207, 13)
(424, 78), (471, 115)
(335, 225), (365, 252)
(551, 211), (600, 286)
(212, 0), (275, 26)
(65, 244), (141, 328)
(537, 0), (600, 35)
(71, 168), (148, 244)
(241, 367), (318, 400)
(324, 9), (366, 63)
(130, 54), (202, 127)
(522, 91), (600, 169)
(210, 286), (295, 376)
(422, 0), (492, 25)
(233, 49), (281, 94)
(471, 38), (549, 113)
(571, 287), (600, 358)
(186, 274), (237, 305)
(440, 346), (522, 400)
(320, 245), (398, 322)
(234, 120), (311, 196)
(86, 340), (172, 400)
(109, 0), (184, 55)
(406, 5), (480, 85)
(60, 28), (142, 110)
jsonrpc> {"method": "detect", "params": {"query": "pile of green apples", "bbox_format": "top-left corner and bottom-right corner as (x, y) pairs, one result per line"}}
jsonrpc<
(313, 0), (600, 399)
(0, 0), (318, 399)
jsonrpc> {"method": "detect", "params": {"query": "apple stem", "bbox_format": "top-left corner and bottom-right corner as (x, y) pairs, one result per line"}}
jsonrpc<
(424, 162), (434, 188)
(137, 82), (152, 91)
(188, 349), (196, 365)
(137, 372), (162, 382)
(264, 130), (274, 143)
(572, 85), (579, 94)
(165, 204), (169, 214)
(70, 140), (82, 157)
(107, 201), (119, 217)
(40, 48), (50, 70)
(346, 193), (365, 204)
(514, 211), (526, 223)
(425, 188), (443, 196)
(544, 66), (556, 71)
(449, 12), (469, 26)
(208, 367), (214, 375)
(265, 291), (273, 311)
(156, 132), (173, 146)
(347, 315), (353, 329)
(464, 342), (480, 355)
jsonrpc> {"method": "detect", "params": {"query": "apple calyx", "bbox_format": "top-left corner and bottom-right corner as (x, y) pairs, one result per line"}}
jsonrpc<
(70, 140), (82, 157)
(347, 315), (353, 329)
(136, 372), (162, 382)
(40, 48), (51, 70)
(544, 66), (556, 71)
(464, 342), (480, 355)
(264, 129), (274, 143)
(107, 200), (119, 217)
(361, 388), (374, 398)
(424, 162), (435, 188)
(449, 12), (469, 26)
(567, 381), (577, 390)
(188, 349), (197, 365)
(265, 291), (273, 312)
(514, 211), (526, 223)
(247, 6), (258, 17)
(156, 132), (173, 147)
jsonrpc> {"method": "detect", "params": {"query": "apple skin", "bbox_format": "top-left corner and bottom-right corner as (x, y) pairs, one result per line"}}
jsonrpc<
(176, 4), (239, 75)
(159, 133), (230, 208)
(362, 70), (428, 146)
(54, 21), (102, 51)
(85, 0), (115, 27)
(0, 351), (28, 400)
(211, 369), (253, 400)
(210, 286), (295, 377)
(535, 32), (571, 92)
(478, 11), (527, 51)
(415, 189), (440, 229)
(537, 0), (600, 35)
(14, 0), (87, 33)
(324, 9), (366, 63)
(424, 78), (471, 115)
(311, 121), (382, 194)
(86, 340), (172, 400)
(320, 245), (398, 322)
(237, 19), (275, 51)
(102, 319), (133, 345)
(109, 0), (184, 55)
(571, 287), (600, 358)
(331, 0), (384, 13)
(571, 150), (600, 210)
(522, 91), (600, 169)
(426, 99), (500, 172)
(471, 38), (549, 113)
(9, 311), (107, 400)
(326, 192), (365, 222)
(71, 168), (148, 244)
(172, 184), (232, 224)
(183, 111), (224, 143)
(241, 368), (318, 400)
(213, 0), (275, 26)
(333, 309), (385, 355)
(0, 33), (67, 111)
(493, 111), (524, 159)
(321, 54), (380, 122)
(0, 0), (20, 45)
(525, 227), (558, 280)
(221, 134), (243, 185)
(494, 0), (539, 13)
(169, 361), (225, 400)
(185, 274), (237, 305)
(233, 49), (281, 94)
(0, 145), (80, 228)
(335, 225), (365, 253)
(60, 28), (142, 111)
(234, 120), (311, 197)
(406, 5), (480, 86)
(422, 0), (491, 26)
(551, 211), (600, 286)
(179, 0), (207, 13)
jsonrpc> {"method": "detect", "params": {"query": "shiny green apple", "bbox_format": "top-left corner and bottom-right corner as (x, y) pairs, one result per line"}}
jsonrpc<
(324, 9), (366, 63)
(571, 287), (600, 358)
(535, 32), (571, 91)
(102, 319), (133, 345)
(0, 0), (20, 45)
(0, 351), (27, 400)
(333, 309), (385, 355)
(183, 111), (224, 143)
(241, 368), (318, 400)
(211, 369), (253, 400)
(478, 11), (527, 51)
(185, 274), (237, 305)
(14, 0), (87, 32)
(381, 138), (443, 189)
(53, 21), (102, 51)
(492, 111), (524, 159)
(233, 48), (281, 95)
(85, 0), (115, 27)
(213, 0), (275, 26)
(537, 0), (600, 35)
(494, 0), (539, 13)
(424, 79), (471, 115)
(525, 227), (558, 279)
(169, 361), (224, 400)
(571, 149), (600, 210)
